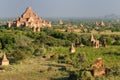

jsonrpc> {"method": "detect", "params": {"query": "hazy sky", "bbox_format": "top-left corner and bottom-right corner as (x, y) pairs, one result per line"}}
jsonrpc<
(0, 0), (120, 18)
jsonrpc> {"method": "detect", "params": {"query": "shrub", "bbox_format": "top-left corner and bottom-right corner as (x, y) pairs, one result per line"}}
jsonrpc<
(33, 48), (46, 56)
(99, 35), (113, 45)
(111, 66), (120, 76)
(81, 37), (92, 46)
(113, 41), (120, 45)
(0, 35), (15, 50)
(35, 32), (71, 47)
(63, 52), (86, 68)
(80, 71), (94, 80)
(50, 30), (66, 39)
(67, 32), (79, 43)
(68, 71), (78, 80)
(68, 70), (94, 80)
(11, 46), (33, 62)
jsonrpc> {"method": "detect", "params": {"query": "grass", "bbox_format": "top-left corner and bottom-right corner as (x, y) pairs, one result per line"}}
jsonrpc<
(77, 46), (120, 67)
(51, 46), (120, 67)
(0, 45), (120, 80)
(0, 57), (68, 80)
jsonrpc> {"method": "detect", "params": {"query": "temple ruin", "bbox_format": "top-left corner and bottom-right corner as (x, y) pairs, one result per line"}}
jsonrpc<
(102, 39), (107, 47)
(90, 34), (99, 48)
(1, 53), (9, 66)
(90, 58), (103, 69)
(95, 21), (105, 27)
(90, 34), (95, 42)
(7, 7), (51, 32)
(59, 19), (63, 25)
(80, 23), (83, 27)
(69, 43), (76, 53)
(94, 39), (99, 48)
(100, 21), (105, 27)
(95, 21), (99, 26)
(88, 58), (110, 76)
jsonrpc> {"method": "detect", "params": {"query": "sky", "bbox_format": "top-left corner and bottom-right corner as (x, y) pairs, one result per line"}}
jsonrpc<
(0, 0), (120, 18)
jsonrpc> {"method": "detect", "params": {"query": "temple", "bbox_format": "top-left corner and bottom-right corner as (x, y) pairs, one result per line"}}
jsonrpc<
(59, 19), (63, 25)
(90, 34), (99, 48)
(69, 43), (76, 53)
(100, 21), (105, 27)
(7, 7), (51, 32)
(1, 53), (9, 66)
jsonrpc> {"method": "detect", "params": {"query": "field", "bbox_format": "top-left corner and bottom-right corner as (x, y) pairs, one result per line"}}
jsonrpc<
(0, 46), (120, 80)
(0, 18), (120, 80)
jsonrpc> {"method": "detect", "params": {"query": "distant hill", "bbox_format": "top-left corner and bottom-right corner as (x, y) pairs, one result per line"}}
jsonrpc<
(103, 14), (120, 19)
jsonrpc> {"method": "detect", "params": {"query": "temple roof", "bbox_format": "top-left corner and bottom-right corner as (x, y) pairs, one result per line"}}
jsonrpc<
(21, 7), (38, 19)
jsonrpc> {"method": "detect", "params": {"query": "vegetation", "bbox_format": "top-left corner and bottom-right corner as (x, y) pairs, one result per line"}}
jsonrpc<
(0, 19), (120, 80)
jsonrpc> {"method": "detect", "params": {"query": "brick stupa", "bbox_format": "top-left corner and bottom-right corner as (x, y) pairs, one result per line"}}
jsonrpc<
(59, 19), (63, 25)
(69, 43), (76, 53)
(100, 21), (105, 27)
(7, 7), (51, 32)
(1, 53), (9, 66)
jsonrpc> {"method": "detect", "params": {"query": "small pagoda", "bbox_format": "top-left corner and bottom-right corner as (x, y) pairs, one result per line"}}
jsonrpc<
(69, 43), (76, 53)
(90, 34), (95, 42)
(100, 21), (105, 27)
(59, 19), (63, 25)
(1, 53), (9, 66)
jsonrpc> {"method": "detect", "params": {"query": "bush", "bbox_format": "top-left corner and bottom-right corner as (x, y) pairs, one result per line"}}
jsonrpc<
(12, 50), (26, 61)
(0, 34), (15, 50)
(68, 70), (94, 80)
(99, 35), (113, 45)
(35, 32), (71, 47)
(50, 30), (67, 39)
(33, 48), (46, 56)
(67, 32), (80, 43)
(80, 35), (92, 46)
(111, 66), (120, 76)
(11, 46), (33, 62)
(80, 71), (94, 80)
(113, 41), (120, 45)
(63, 52), (86, 68)
(68, 71), (78, 80)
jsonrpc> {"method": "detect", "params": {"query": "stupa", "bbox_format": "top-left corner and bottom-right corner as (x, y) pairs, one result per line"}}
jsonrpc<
(90, 34), (95, 42)
(1, 53), (9, 66)
(80, 23), (83, 27)
(59, 19), (63, 25)
(100, 21), (105, 27)
(95, 21), (99, 26)
(69, 43), (76, 53)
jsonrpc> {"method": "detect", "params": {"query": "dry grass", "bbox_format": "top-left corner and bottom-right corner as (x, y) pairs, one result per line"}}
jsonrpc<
(0, 57), (68, 80)
(0, 46), (120, 80)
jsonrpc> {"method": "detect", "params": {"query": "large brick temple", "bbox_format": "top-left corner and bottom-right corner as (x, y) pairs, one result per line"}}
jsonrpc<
(7, 7), (51, 32)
